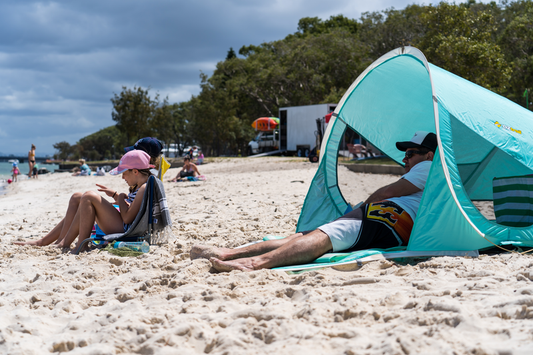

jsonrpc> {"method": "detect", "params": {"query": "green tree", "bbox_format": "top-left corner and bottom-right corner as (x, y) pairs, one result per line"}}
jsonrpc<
(151, 99), (195, 157)
(295, 15), (358, 36)
(77, 125), (123, 160)
(111, 86), (159, 147)
(189, 73), (242, 156)
(359, 5), (427, 58)
(498, 0), (533, 103)
(415, 2), (511, 91)
(52, 141), (72, 161)
(230, 28), (370, 114)
(151, 97), (173, 147)
(226, 47), (237, 60)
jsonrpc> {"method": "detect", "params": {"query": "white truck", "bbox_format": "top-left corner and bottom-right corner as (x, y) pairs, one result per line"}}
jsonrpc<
(248, 103), (337, 156)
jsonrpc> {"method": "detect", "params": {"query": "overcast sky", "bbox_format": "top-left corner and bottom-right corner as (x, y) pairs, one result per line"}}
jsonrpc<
(0, 0), (492, 156)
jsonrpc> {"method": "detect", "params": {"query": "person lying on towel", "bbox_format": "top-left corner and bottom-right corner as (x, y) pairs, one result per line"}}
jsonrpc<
(190, 131), (437, 272)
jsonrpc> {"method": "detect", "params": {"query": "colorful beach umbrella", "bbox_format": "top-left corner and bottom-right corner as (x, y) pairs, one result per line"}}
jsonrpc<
(252, 117), (279, 131)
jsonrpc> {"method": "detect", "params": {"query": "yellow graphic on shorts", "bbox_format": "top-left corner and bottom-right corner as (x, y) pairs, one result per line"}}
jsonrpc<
(367, 202), (414, 243)
(494, 121), (522, 134)
(367, 203), (402, 227)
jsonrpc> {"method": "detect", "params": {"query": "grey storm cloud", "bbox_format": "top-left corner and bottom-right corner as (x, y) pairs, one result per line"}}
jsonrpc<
(0, 0), (479, 155)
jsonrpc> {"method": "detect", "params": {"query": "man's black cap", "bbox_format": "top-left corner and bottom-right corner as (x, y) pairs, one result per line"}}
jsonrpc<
(396, 131), (437, 152)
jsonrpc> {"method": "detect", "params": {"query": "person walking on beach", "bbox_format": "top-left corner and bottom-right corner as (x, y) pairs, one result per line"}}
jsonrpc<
(191, 131), (437, 272)
(13, 150), (154, 253)
(28, 144), (36, 178)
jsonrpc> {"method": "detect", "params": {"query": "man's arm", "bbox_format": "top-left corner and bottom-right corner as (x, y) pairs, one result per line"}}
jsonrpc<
(364, 178), (421, 204)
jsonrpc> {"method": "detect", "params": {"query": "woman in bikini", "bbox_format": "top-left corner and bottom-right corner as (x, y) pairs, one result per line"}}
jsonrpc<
(169, 157), (200, 182)
(28, 144), (36, 178)
(14, 150), (153, 252)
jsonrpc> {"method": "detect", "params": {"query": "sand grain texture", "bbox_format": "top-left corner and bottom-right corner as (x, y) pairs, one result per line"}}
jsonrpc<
(0, 158), (532, 354)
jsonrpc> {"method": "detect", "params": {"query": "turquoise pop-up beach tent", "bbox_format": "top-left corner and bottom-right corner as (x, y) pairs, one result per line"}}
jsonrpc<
(297, 46), (533, 255)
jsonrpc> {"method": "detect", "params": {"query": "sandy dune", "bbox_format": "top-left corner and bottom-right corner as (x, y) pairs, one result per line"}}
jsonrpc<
(0, 158), (532, 354)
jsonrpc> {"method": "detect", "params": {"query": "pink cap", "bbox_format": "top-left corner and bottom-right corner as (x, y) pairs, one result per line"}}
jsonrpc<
(109, 150), (154, 175)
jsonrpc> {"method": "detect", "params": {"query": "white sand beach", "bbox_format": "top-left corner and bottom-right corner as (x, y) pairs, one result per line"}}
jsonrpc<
(1, 157), (532, 354)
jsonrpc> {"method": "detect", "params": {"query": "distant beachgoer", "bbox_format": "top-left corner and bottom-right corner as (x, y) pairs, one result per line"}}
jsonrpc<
(72, 159), (91, 176)
(28, 144), (36, 178)
(13, 150), (154, 252)
(197, 150), (204, 165)
(186, 147), (195, 160)
(11, 163), (20, 182)
(32, 163), (39, 179)
(169, 157), (200, 182)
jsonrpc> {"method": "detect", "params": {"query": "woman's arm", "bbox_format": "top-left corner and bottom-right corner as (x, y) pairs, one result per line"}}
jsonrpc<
(118, 184), (147, 224)
(96, 184), (116, 197)
(192, 163), (200, 176)
(169, 170), (183, 182)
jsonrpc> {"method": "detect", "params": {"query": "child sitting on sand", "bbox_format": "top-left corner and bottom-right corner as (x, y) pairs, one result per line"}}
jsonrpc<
(14, 150), (154, 252)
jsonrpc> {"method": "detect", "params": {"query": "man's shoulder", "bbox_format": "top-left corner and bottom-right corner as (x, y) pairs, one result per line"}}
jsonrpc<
(402, 160), (432, 189)
(410, 160), (432, 173)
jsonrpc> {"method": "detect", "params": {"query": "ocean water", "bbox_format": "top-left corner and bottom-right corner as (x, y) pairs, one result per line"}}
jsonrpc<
(0, 161), (59, 194)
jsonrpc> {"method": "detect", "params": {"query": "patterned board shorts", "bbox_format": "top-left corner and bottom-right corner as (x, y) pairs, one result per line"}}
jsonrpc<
(318, 200), (414, 252)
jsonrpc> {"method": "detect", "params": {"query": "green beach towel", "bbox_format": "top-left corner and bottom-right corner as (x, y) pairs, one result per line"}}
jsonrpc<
(260, 236), (477, 272)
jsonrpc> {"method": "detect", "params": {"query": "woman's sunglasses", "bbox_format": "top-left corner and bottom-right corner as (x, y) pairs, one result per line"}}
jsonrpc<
(404, 150), (427, 159)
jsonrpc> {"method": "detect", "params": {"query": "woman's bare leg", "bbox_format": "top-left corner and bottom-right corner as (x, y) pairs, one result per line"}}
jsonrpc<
(58, 191), (124, 250)
(13, 192), (83, 247)
(13, 220), (64, 246)
(190, 232), (306, 261)
(54, 192), (83, 245)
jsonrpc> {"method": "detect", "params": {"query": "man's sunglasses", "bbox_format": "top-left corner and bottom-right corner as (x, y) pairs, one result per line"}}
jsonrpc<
(404, 150), (427, 159)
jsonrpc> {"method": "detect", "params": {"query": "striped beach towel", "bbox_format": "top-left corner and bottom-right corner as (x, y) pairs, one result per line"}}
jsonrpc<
(493, 175), (533, 227)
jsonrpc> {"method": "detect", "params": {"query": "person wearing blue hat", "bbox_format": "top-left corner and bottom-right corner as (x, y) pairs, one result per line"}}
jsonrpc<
(124, 137), (163, 158)
(124, 137), (163, 171)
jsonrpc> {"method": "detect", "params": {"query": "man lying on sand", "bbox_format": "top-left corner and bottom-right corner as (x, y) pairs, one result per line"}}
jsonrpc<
(191, 131), (437, 272)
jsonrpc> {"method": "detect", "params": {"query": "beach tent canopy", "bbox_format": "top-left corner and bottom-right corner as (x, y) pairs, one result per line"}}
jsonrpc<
(297, 46), (533, 253)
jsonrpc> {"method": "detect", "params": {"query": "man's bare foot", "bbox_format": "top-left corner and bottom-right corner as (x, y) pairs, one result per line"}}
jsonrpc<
(13, 240), (43, 246)
(210, 257), (255, 272)
(190, 245), (230, 260)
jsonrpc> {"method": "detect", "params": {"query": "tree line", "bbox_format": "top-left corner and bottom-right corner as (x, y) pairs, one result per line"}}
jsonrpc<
(54, 0), (533, 160)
